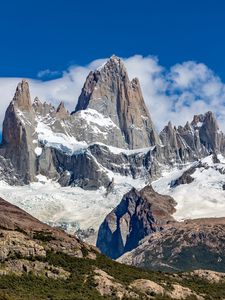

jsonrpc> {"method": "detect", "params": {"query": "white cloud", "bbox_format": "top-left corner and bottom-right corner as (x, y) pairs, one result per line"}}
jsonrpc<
(1, 55), (225, 133)
(37, 69), (61, 79)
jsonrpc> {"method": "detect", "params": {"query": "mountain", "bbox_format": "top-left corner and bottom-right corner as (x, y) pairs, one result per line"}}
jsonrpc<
(0, 57), (163, 189)
(159, 111), (225, 162)
(1, 56), (224, 191)
(119, 218), (225, 273)
(97, 185), (176, 259)
(97, 154), (225, 271)
(0, 55), (225, 279)
(0, 195), (225, 300)
(74, 55), (161, 149)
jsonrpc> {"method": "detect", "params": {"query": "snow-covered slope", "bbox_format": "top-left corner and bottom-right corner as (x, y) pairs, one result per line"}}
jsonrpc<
(152, 154), (225, 220)
(0, 154), (224, 245)
(0, 174), (147, 244)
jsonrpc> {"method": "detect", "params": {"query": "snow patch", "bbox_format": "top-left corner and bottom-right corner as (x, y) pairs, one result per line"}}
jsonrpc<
(35, 147), (42, 156)
(35, 120), (88, 155)
(79, 108), (118, 129)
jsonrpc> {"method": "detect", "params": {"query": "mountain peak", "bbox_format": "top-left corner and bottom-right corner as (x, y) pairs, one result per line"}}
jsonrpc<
(13, 79), (32, 110)
(74, 57), (160, 149)
(56, 101), (68, 118)
(33, 97), (42, 107)
(110, 54), (120, 61)
(97, 54), (126, 75)
(191, 111), (218, 128)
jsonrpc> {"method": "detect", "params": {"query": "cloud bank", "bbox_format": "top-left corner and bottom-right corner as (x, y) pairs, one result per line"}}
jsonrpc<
(1, 55), (225, 132)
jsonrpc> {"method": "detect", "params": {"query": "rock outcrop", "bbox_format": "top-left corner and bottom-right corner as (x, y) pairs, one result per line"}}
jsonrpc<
(96, 185), (176, 259)
(191, 111), (221, 151)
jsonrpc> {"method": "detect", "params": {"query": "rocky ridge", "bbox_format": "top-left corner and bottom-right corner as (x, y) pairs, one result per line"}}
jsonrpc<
(0, 56), (224, 189)
(97, 185), (177, 259)
(119, 217), (225, 272)
(0, 196), (96, 260)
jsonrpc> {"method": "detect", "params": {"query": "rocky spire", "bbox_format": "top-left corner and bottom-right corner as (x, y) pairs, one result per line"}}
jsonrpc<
(74, 55), (161, 149)
(191, 111), (220, 151)
(33, 97), (42, 107)
(160, 121), (178, 149)
(13, 80), (32, 110)
(56, 101), (68, 119)
(1, 80), (37, 184)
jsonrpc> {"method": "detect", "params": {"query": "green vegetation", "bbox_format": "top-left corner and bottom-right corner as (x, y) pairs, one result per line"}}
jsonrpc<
(0, 251), (224, 299)
(33, 231), (56, 242)
(144, 244), (225, 273)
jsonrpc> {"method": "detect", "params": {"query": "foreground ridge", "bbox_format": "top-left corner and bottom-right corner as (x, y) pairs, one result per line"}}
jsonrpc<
(0, 195), (224, 300)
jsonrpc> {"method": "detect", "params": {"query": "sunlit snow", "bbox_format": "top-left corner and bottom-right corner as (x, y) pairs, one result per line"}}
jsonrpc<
(0, 153), (225, 245)
(152, 155), (225, 221)
(0, 174), (147, 244)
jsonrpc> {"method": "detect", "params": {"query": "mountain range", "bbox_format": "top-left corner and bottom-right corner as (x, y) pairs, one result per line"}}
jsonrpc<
(1, 55), (224, 189)
(0, 55), (225, 299)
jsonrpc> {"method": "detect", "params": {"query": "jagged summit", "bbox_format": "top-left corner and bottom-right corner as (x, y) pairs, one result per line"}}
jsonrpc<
(56, 101), (68, 118)
(1, 70), (225, 190)
(191, 111), (219, 128)
(191, 111), (220, 151)
(97, 185), (176, 259)
(13, 79), (32, 110)
(75, 55), (161, 148)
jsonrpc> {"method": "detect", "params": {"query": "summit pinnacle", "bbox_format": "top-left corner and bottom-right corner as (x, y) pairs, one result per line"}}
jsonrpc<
(75, 56), (160, 149)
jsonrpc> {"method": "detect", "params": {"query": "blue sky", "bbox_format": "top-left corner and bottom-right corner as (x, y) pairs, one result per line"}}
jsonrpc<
(1, 0), (225, 133)
(1, 0), (225, 79)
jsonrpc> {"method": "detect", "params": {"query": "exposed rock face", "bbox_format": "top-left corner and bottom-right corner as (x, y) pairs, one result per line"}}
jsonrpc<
(0, 231), (46, 261)
(168, 284), (204, 300)
(129, 279), (165, 296)
(190, 269), (225, 283)
(56, 101), (69, 119)
(0, 156), (23, 185)
(0, 259), (70, 280)
(94, 269), (139, 299)
(119, 218), (225, 272)
(129, 280), (204, 300)
(191, 112), (220, 151)
(0, 74), (161, 189)
(12, 80), (32, 110)
(170, 163), (201, 187)
(1, 80), (37, 183)
(75, 55), (161, 149)
(96, 185), (176, 259)
(160, 111), (225, 162)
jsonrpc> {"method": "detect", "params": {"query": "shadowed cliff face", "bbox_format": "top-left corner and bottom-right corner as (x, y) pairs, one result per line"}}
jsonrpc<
(96, 185), (176, 259)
